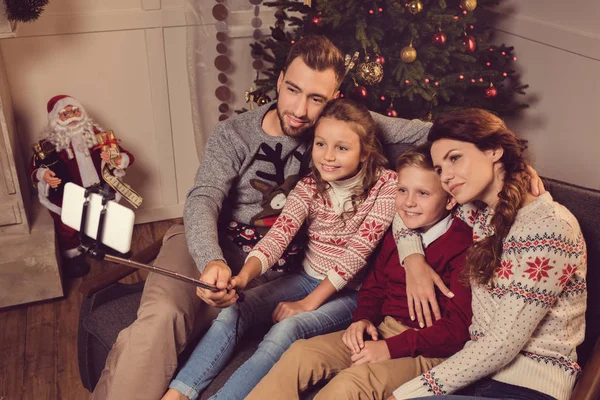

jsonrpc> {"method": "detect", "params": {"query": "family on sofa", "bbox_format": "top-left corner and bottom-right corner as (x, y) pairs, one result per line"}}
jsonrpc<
(90, 36), (587, 400)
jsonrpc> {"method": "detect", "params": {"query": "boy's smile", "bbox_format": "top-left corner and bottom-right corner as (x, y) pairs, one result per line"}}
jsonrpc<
(395, 166), (456, 233)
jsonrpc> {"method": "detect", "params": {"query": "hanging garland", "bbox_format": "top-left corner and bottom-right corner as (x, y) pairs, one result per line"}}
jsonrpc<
(4, 0), (49, 22)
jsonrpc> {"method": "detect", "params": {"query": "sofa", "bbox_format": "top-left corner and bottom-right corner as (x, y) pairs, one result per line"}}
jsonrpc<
(77, 143), (600, 400)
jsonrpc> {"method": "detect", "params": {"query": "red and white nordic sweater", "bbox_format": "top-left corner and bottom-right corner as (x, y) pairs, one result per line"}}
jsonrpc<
(393, 193), (587, 400)
(248, 169), (398, 291)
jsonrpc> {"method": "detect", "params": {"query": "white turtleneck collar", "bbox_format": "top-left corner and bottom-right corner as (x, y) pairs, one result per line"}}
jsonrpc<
(327, 170), (365, 215)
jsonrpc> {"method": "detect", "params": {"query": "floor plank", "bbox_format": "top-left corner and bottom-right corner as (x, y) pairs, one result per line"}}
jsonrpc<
(0, 218), (182, 400)
(0, 307), (27, 399)
(23, 301), (58, 400)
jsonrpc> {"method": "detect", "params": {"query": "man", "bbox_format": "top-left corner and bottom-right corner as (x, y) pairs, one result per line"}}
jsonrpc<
(31, 95), (133, 278)
(92, 36), (430, 400)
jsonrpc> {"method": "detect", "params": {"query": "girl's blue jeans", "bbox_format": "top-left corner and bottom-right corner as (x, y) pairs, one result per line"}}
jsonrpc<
(169, 270), (358, 400)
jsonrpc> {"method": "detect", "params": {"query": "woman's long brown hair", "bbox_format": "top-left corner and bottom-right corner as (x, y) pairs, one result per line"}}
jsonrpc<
(311, 98), (388, 217)
(428, 108), (530, 285)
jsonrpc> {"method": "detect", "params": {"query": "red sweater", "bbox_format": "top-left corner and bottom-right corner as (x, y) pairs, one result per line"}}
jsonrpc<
(352, 217), (473, 359)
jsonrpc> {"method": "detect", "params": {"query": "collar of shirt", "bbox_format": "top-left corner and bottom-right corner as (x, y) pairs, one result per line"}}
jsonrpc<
(421, 213), (453, 249)
(327, 170), (365, 215)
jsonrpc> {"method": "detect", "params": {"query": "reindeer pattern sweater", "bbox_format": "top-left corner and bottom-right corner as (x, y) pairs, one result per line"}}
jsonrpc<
(247, 170), (398, 291)
(184, 102), (430, 272)
(392, 194), (587, 400)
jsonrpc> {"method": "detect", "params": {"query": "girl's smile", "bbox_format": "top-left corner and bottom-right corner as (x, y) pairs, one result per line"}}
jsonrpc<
(312, 118), (364, 183)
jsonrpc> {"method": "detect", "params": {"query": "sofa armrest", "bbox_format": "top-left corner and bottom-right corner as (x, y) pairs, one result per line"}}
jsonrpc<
(79, 238), (163, 297)
(571, 336), (600, 400)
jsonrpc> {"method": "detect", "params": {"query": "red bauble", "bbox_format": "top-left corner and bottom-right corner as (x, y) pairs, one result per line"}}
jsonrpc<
(375, 55), (385, 65)
(463, 35), (476, 53)
(352, 85), (368, 99)
(484, 86), (498, 98)
(432, 32), (447, 46)
(386, 108), (398, 118)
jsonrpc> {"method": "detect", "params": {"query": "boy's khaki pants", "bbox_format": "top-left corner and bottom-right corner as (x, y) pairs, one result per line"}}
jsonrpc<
(247, 316), (446, 400)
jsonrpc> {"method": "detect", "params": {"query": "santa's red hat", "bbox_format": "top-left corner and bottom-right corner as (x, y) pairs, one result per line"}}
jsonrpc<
(47, 95), (84, 122)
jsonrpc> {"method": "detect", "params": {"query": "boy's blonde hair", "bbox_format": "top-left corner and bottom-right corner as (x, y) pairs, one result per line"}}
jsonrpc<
(396, 144), (434, 173)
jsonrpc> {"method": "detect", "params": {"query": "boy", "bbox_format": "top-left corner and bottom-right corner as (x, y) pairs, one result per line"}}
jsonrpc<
(245, 146), (474, 399)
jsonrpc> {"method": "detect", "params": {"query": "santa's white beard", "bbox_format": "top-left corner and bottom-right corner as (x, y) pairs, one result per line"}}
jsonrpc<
(47, 116), (99, 159)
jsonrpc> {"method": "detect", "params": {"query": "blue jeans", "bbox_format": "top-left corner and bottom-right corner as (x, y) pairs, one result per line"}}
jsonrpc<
(169, 270), (358, 400)
(415, 378), (556, 400)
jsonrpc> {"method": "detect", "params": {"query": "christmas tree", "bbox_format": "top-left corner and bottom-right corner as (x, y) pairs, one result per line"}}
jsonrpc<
(248, 0), (528, 120)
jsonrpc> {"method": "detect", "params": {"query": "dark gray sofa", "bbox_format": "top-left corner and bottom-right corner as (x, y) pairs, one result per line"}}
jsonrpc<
(78, 144), (600, 400)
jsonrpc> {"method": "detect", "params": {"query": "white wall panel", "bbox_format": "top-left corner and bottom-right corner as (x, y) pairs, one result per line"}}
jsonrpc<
(489, 1), (600, 189)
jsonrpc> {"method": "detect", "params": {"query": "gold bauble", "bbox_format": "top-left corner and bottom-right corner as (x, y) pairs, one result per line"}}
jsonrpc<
(408, 0), (423, 14)
(355, 61), (384, 86)
(461, 0), (477, 12)
(400, 46), (417, 63)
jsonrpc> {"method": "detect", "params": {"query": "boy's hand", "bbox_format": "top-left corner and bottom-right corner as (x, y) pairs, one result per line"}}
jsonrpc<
(272, 300), (310, 323)
(342, 319), (378, 354)
(404, 254), (453, 328)
(350, 341), (391, 366)
(196, 260), (237, 308)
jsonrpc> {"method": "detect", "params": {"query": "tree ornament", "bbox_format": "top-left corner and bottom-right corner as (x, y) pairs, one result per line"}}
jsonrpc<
(355, 58), (384, 86)
(485, 83), (497, 98)
(462, 35), (476, 53)
(432, 31), (447, 46)
(352, 85), (368, 100)
(375, 54), (385, 65)
(400, 45), (417, 63)
(408, 1), (423, 14)
(256, 93), (272, 106)
(461, 0), (477, 12)
(386, 108), (398, 117)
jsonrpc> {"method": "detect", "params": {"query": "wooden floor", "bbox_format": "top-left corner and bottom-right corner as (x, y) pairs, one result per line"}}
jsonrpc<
(0, 218), (182, 400)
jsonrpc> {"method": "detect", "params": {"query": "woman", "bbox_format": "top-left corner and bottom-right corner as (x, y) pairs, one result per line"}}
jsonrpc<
(391, 109), (587, 400)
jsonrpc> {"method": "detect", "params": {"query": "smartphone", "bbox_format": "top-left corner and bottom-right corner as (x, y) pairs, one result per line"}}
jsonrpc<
(61, 182), (135, 254)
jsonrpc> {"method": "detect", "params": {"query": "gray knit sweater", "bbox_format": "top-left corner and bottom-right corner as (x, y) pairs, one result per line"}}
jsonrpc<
(184, 103), (430, 272)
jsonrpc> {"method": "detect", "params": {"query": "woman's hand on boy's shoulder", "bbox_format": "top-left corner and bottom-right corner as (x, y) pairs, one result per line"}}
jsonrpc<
(404, 254), (453, 329)
(526, 164), (546, 196)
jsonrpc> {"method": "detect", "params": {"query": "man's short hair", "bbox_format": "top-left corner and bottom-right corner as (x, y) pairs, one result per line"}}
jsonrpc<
(283, 35), (346, 88)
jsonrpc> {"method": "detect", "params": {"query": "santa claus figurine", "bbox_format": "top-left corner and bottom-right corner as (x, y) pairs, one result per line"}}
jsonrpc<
(30, 95), (135, 278)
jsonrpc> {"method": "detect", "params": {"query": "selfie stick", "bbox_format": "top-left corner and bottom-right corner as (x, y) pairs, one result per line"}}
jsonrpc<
(76, 184), (219, 292)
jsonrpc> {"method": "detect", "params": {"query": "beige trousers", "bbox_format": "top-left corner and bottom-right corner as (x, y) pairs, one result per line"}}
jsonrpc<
(247, 316), (446, 400)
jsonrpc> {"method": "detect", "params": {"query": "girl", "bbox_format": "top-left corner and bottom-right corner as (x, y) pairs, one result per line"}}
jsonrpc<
(391, 108), (587, 400)
(162, 98), (398, 400)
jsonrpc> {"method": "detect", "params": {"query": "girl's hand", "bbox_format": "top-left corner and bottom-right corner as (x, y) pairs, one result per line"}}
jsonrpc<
(228, 273), (250, 292)
(526, 165), (545, 196)
(350, 341), (391, 366)
(272, 300), (310, 323)
(404, 254), (453, 328)
(342, 319), (378, 354)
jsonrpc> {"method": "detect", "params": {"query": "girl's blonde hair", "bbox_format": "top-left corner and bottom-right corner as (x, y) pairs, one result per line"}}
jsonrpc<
(311, 98), (388, 217)
(428, 108), (529, 285)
